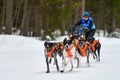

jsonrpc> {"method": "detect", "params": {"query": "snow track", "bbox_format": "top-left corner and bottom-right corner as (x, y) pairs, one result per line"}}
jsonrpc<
(0, 35), (120, 80)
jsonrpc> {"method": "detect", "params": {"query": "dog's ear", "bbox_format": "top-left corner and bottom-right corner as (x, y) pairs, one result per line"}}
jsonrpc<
(44, 41), (48, 47)
(63, 38), (67, 45)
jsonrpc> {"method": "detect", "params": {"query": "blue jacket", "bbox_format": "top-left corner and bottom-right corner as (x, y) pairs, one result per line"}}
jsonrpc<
(75, 17), (96, 30)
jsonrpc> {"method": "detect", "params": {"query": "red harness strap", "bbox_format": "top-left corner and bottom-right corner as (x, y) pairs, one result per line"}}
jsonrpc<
(91, 40), (98, 51)
(78, 43), (88, 57)
(65, 44), (74, 58)
(48, 46), (55, 58)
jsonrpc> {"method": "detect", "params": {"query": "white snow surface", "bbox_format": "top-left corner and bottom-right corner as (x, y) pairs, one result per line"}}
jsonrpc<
(0, 35), (120, 80)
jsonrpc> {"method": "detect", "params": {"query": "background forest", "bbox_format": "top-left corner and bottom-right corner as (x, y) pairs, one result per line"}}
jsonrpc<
(0, 0), (120, 40)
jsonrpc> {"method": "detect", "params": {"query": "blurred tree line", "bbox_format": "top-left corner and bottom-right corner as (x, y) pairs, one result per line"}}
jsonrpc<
(86, 0), (120, 37)
(0, 0), (120, 39)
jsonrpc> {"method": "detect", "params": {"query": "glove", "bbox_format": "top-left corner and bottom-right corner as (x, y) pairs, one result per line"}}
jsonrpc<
(68, 25), (76, 35)
(83, 28), (90, 32)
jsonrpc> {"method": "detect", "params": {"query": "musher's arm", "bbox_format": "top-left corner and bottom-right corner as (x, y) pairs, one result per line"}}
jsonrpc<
(74, 19), (82, 27)
(88, 20), (93, 30)
(68, 19), (82, 34)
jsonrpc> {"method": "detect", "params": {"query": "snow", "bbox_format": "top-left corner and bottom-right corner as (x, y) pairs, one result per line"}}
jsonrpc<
(0, 35), (120, 80)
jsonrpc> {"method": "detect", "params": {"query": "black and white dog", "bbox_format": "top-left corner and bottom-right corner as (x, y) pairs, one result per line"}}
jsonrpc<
(60, 38), (81, 72)
(44, 41), (59, 73)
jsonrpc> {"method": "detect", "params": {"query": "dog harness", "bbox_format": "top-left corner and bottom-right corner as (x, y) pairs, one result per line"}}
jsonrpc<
(48, 46), (55, 58)
(91, 40), (99, 51)
(78, 43), (88, 57)
(65, 44), (74, 58)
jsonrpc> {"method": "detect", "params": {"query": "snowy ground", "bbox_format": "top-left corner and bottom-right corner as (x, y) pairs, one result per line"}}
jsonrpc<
(0, 35), (120, 80)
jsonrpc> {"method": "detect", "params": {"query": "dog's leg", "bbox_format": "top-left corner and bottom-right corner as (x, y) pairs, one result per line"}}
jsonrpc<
(69, 60), (73, 71)
(54, 57), (59, 72)
(75, 51), (81, 68)
(65, 58), (73, 71)
(97, 50), (100, 61)
(97, 43), (101, 62)
(97, 45), (100, 61)
(46, 56), (50, 73)
(92, 53), (96, 59)
(60, 58), (66, 73)
(66, 58), (71, 65)
(75, 57), (79, 68)
(93, 50), (97, 59)
(62, 56), (64, 65)
(60, 50), (67, 73)
(61, 58), (71, 72)
(60, 54), (66, 73)
(86, 50), (90, 67)
(49, 58), (52, 64)
(53, 54), (56, 65)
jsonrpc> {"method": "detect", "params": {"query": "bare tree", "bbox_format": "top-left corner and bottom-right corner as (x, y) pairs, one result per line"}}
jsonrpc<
(20, 0), (28, 36)
(2, 0), (6, 26)
(14, 0), (23, 28)
(5, 0), (13, 34)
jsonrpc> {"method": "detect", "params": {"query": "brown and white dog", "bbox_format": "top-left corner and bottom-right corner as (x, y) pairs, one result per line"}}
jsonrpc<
(60, 38), (81, 72)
